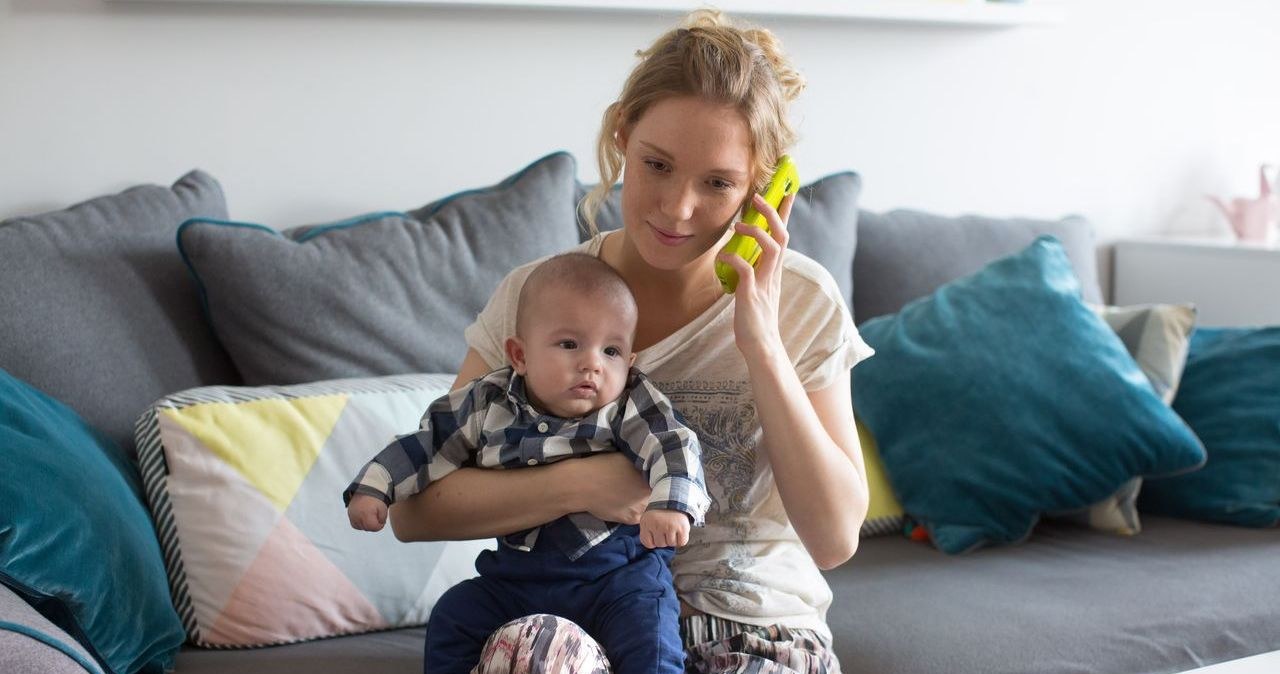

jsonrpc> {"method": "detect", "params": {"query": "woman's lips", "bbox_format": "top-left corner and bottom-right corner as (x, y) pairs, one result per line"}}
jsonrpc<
(649, 223), (692, 247)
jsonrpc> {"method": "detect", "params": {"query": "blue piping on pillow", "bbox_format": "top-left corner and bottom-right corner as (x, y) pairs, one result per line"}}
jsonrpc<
(0, 621), (104, 674)
(0, 571), (110, 674)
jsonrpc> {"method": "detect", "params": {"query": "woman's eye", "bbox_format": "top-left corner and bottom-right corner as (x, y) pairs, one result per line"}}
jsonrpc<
(709, 178), (734, 191)
(558, 340), (577, 350)
(644, 159), (669, 173)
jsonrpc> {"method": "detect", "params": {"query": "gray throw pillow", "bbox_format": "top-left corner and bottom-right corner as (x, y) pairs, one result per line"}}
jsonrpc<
(578, 171), (862, 309)
(853, 209), (1104, 324)
(0, 171), (237, 460)
(179, 152), (582, 385)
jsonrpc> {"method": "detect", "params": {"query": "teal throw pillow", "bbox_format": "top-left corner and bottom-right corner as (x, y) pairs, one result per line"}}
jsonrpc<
(850, 237), (1206, 554)
(0, 368), (185, 674)
(1139, 327), (1280, 526)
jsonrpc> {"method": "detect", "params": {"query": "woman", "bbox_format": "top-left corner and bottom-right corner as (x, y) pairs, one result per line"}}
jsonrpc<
(390, 9), (873, 673)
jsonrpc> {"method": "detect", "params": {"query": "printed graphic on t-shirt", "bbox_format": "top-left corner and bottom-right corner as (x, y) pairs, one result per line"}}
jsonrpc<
(663, 378), (772, 614)
(660, 379), (759, 514)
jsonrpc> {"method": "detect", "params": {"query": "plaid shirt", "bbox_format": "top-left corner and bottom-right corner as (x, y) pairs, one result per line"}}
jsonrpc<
(344, 366), (710, 560)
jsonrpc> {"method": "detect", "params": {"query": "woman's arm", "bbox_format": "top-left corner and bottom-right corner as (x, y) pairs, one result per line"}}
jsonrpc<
(747, 355), (868, 570)
(716, 194), (870, 570)
(388, 348), (652, 543)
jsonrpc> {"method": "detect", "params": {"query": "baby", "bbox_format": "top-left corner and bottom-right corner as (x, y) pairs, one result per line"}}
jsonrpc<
(344, 252), (709, 674)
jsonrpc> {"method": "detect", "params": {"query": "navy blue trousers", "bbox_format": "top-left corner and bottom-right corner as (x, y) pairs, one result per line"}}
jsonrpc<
(424, 524), (682, 674)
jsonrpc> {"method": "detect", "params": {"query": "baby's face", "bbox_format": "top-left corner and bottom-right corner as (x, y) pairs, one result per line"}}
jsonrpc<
(514, 288), (636, 418)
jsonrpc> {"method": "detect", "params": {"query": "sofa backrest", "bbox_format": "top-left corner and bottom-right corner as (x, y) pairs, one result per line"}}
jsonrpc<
(0, 161), (1104, 465)
(853, 209), (1104, 324)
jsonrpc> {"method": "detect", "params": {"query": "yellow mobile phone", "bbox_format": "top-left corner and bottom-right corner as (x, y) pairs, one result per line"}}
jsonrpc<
(715, 155), (800, 293)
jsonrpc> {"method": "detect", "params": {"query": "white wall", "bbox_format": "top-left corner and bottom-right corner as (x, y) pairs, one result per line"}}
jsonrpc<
(3, 0), (1279, 258)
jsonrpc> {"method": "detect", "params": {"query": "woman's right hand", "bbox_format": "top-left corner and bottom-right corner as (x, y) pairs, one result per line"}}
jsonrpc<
(563, 452), (651, 525)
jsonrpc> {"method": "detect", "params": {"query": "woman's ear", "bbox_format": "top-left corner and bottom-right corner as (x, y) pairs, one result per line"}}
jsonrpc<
(614, 117), (629, 153)
(505, 337), (528, 375)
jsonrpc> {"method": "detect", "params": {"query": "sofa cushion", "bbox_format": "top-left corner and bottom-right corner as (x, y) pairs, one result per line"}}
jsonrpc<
(852, 209), (1103, 323)
(825, 516), (1280, 674)
(0, 368), (185, 674)
(1139, 326), (1280, 526)
(850, 237), (1206, 554)
(179, 153), (582, 385)
(135, 374), (492, 648)
(0, 171), (238, 459)
(579, 171), (862, 309)
(175, 627), (425, 674)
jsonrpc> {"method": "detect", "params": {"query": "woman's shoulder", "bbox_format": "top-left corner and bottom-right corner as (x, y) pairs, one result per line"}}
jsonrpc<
(780, 249), (845, 310)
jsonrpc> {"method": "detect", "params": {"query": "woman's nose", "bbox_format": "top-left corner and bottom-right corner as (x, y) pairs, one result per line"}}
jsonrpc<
(660, 180), (697, 222)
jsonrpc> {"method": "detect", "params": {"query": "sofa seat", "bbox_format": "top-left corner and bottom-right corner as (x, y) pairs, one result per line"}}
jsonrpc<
(825, 516), (1280, 674)
(171, 517), (1278, 674)
(175, 627), (426, 673)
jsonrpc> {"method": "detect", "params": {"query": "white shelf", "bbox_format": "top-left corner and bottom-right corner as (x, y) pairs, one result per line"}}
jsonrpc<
(1113, 238), (1280, 328)
(106, 0), (1066, 27)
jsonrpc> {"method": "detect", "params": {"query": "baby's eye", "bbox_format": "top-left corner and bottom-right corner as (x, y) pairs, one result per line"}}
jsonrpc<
(557, 340), (577, 350)
(644, 159), (670, 173)
(604, 346), (622, 357)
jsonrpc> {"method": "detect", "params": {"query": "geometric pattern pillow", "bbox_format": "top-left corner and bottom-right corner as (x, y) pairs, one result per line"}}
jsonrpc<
(1089, 303), (1197, 405)
(857, 419), (905, 538)
(134, 374), (492, 648)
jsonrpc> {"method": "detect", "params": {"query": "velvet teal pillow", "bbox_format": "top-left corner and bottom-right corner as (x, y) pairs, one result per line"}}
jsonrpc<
(850, 237), (1206, 554)
(0, 368), (185, 674)
(1139, 327), (1280, 526)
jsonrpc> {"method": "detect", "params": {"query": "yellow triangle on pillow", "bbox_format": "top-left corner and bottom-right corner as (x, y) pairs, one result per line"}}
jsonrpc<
(161, 394), (348, 512)
(858, 418), (904, 521)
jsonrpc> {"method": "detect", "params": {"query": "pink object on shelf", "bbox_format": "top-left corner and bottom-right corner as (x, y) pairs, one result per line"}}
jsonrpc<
(1208, 164), (1279, 245)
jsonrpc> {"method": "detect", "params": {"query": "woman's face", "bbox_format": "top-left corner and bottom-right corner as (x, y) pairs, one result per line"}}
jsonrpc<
(618, 96), (754, 272)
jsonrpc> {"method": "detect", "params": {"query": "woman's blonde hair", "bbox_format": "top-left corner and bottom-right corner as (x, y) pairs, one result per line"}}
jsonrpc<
(580, 9), (805, 235)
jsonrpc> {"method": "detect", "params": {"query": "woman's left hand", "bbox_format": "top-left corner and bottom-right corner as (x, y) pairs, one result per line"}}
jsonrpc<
(716, 192), (796, 360)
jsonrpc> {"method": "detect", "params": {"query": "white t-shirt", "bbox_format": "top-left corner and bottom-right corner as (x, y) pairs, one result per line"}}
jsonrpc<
(463, 233), (874, 640)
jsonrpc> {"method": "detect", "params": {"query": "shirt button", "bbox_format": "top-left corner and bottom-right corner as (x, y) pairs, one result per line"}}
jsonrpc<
(536, 421), (549, 433)
(526, 458), (538, 466)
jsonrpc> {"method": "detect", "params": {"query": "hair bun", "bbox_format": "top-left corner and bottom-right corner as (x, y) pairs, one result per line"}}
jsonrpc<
(745, 28), (805, 103)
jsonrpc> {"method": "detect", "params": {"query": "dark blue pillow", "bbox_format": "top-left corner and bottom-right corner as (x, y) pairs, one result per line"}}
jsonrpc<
(1139, 327), (1280, 526)
(0, 368), (185, 674)
(851, 237), (1206, 553)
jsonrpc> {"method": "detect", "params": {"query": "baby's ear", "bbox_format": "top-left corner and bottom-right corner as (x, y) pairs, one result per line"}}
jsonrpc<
(505, 337), (528, 374)
(628, 352), (637, 367)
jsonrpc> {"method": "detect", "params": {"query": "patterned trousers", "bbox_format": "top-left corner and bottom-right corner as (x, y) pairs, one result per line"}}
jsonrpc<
(470, 613), (840, 674)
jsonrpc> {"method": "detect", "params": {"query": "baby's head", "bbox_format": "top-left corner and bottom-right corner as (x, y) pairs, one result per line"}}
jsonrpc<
(505, 253), (639, 418)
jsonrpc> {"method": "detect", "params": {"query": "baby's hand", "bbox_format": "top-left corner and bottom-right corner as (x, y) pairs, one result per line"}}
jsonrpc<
(347, 494), (388, 532)
(638, 509), (690, 549)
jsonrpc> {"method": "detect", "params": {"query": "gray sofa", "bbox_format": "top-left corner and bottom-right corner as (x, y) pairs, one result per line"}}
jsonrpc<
(2, 154), (1278, 674)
